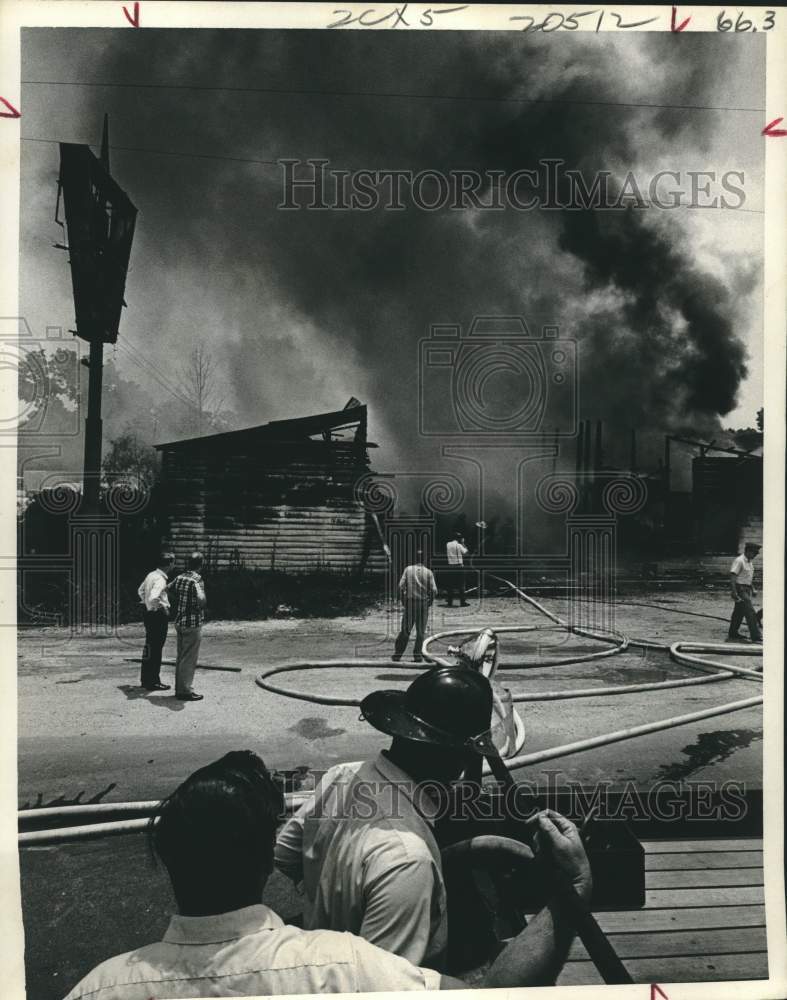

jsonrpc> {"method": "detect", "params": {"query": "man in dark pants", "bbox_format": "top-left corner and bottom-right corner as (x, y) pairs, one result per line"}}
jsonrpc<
(445, 532), (469, 607)
(727, 541), (763, 643)
(137, 552), (175, 691)
(392, 550), (437, 663)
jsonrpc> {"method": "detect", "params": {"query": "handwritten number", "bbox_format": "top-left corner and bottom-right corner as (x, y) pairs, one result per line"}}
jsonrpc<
(510, 14), (534, 31)
(563, 10), (597, 30)
(327, 8), (353, 28)
(331, 4), (771, 33)
(327, 4), (409, 28)
(736, 12), (752, 31)
(718, 8), (774, 32)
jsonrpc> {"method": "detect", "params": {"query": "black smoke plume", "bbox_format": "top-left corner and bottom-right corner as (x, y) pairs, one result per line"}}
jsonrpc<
(23, 29), (761, 482)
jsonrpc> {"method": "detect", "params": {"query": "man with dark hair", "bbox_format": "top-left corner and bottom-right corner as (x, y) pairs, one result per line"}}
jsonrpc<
(137, 552), (175, 691)
(727, 541), (763, 643)
(276, 666), (591, 980)
(172, 552), (207, 701)
(65, 747), (591, 998)
(392, 549), (437, 663)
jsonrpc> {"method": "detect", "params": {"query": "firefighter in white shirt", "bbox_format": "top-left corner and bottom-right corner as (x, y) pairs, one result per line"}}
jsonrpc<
(137, 552), (175, 691)
(445, 532), (470, 607)
(275, 667), (592, 981)
(727, 541), (762, 643)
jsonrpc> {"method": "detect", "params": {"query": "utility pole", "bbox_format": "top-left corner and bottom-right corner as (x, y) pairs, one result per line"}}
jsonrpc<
(57, 114), (138, 629)
(79, 116), (110, 511)
(58, 114), (136, 508)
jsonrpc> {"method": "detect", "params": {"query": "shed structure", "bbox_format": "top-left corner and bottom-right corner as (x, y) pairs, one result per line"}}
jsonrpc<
(155, 403), (387, 573)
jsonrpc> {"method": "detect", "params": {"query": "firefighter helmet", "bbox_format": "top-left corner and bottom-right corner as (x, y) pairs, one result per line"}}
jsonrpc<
(359, 665), (499, 757)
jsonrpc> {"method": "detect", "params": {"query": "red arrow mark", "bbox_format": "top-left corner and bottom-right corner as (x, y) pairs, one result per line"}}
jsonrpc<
(651, 986), (670, 1000)
(122, 1), (140, 27)
(762, 117), (787, 137)
(671, 6), (691, 32)
(0, 96), (20, 119)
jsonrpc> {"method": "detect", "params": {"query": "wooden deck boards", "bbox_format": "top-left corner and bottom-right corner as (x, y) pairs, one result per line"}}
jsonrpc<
(557, 837), (767, 986)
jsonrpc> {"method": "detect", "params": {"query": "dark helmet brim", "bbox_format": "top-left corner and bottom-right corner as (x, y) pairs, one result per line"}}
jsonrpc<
(359, 689), (500, 757)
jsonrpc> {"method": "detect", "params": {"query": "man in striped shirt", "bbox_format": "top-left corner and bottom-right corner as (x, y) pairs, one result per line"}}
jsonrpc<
(172, 552), (207, 701)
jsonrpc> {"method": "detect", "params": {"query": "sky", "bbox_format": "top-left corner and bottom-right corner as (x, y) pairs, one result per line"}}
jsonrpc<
(19, 28), (765, 487)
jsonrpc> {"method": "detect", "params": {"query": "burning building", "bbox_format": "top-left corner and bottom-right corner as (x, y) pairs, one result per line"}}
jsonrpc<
(155, 401), (388, 574)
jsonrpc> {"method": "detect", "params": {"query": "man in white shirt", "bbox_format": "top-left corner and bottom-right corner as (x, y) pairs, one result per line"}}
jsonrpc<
(275, 749), (447, 968)
(392, 550), (438, 663)
(65, 748), (592, 998)
(727, 541), (762, 643)
(275, 667), (592, 980)
(445, 532), (470, 607)
(137, 552), (175, 691)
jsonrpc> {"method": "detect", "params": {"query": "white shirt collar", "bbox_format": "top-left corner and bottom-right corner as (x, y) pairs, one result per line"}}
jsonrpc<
(163, 904), (283, 945)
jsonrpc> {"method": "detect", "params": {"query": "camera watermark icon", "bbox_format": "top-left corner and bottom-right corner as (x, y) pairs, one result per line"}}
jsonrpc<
(419, 316), (577, 441)
(1, 318), (82, 439)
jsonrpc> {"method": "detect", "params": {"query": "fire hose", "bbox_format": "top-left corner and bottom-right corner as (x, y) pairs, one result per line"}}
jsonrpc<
(20, 584), (763, 985)
(23, 581), (762, 863)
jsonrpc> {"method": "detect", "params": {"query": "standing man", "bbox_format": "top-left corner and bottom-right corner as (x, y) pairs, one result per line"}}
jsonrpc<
(727, 541), (763, 643)
(445, 531), (469, 607)
(137, 552), (175, 691)
(393, 550), (437, 663)
(172, 552), (207, 701)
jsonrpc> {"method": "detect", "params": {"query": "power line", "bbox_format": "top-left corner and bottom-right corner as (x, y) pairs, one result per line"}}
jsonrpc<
(114, 340), (190, 408)
(20, 78), (765, 115)
(114, 337), (223, 432)
(20, 137), (765, 214)
(21, 135), (278, 167)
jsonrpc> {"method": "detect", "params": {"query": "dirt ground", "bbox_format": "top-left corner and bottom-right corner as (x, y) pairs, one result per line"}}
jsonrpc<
(18, 588), (766, 1000)
(18, 588), (764, 806)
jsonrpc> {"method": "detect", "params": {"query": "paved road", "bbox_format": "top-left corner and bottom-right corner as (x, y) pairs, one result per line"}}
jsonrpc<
(19, 591), (764, 806)
(19, 590), (766, 1000)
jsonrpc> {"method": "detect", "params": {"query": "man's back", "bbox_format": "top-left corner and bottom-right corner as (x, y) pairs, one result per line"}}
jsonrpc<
(172, 571), (205, 627)
(275, 754), (447, 967)
(64, 905), (440, 998)
(399, 563), (437, 602)
(446, 540), (468, 565)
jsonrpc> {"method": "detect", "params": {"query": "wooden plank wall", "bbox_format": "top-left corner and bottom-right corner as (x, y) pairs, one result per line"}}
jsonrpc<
(159, 438), (382, 573)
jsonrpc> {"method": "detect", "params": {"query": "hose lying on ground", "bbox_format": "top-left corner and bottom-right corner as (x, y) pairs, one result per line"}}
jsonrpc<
(22, 581), (762, 845)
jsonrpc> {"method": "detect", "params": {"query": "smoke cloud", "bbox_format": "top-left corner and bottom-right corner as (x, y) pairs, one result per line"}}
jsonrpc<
(21, 29), (763, 488)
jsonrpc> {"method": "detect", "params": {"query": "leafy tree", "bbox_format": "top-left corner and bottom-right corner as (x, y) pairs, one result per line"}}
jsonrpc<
(18, 346), (79, 424)
(103, 428), (159, 491)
